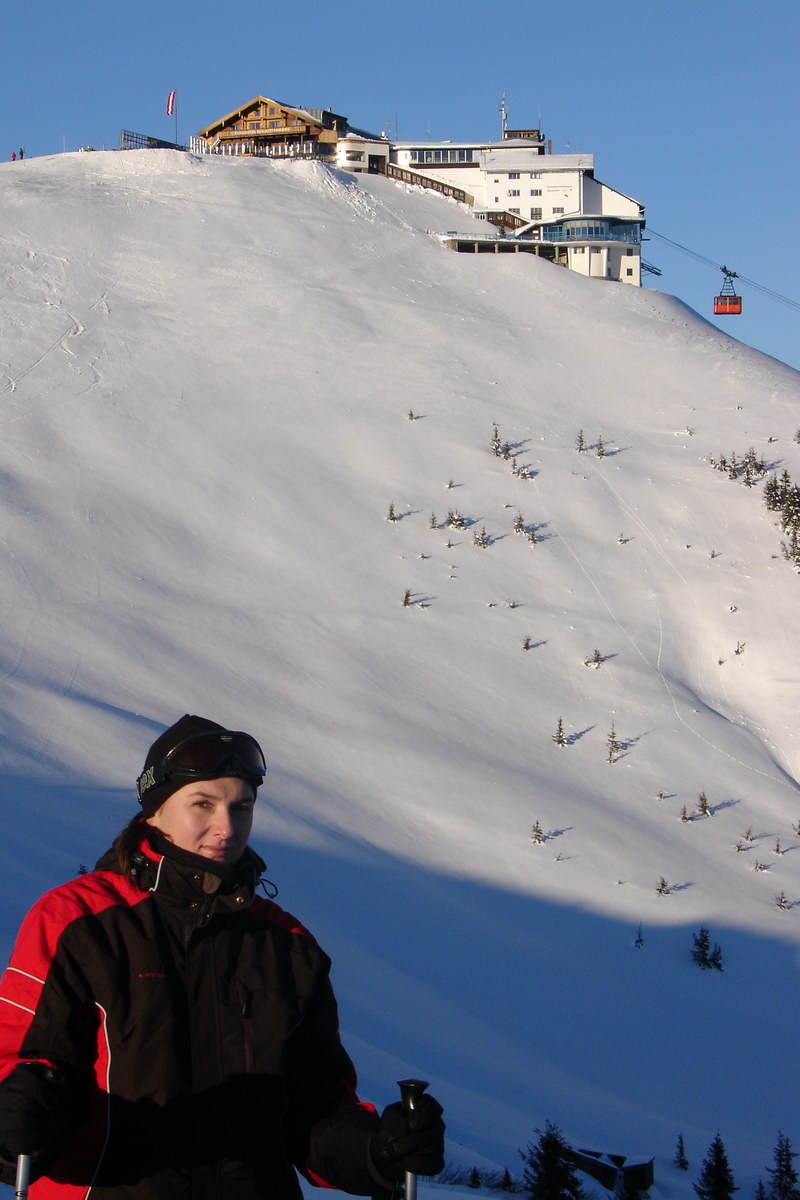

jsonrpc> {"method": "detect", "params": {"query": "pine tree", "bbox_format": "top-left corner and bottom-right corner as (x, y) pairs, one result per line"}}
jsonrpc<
(656, 877), (671, 896)
(530, 821), (546, 844)
(675, 1133), (689, 1171)
(575, 429), (586, 453)
(607, 722), (623, 763)
(500, 1168), (515, 1192)
(552, 718), (567, 748)
(519, 1120), (583, 1200)
(756, 1183), (770, 1200)
(696, 791), (712, 818)
(470, 1167), (482, 1189)
(596, 436), (606, 458)
(766, 1132), (800, 1200)
(692, 927), (723, 971)
(693, 1132), (737, 1200)
(387, 502), (397, 522)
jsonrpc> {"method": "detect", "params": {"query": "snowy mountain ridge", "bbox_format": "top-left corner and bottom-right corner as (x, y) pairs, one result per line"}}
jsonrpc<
(1, 148), (800, 1198)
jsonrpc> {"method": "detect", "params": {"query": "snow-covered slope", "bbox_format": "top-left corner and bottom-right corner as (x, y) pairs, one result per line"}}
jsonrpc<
(2, 149), (799, 1197)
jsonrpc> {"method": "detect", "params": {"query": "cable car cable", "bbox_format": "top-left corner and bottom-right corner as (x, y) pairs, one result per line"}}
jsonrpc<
(647, 229), (800, 313)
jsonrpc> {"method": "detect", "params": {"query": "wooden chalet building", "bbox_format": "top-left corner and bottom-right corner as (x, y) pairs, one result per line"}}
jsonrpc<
(193, 96), (390, 173)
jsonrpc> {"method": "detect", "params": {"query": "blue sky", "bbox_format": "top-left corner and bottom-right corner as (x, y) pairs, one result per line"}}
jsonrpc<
(4, 0), (799, 372)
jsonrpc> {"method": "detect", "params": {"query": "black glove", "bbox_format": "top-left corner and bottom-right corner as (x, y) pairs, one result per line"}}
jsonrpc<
(369, 1095), (445, 1183)
(0, 1062), (70, 1159)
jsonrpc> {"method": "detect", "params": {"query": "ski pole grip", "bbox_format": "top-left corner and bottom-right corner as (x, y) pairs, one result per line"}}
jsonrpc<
(397, 1080), (429, 1200)
(15, 1154), (31, 1200)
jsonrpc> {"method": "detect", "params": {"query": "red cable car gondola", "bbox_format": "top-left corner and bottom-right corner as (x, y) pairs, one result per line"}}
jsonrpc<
(714, 266), (742, 315)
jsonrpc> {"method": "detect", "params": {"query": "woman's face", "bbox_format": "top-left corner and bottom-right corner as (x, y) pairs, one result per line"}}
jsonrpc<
(147, 776), (256, 864)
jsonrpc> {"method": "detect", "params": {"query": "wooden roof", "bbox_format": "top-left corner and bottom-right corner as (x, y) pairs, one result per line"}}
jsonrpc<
(197, 96), (340, 139)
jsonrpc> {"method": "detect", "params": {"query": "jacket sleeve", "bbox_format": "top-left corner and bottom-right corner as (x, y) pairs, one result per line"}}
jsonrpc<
(0, 889), (97, 1084)
(0, 886), (99, 1191)
(283, 972), (380, 1195)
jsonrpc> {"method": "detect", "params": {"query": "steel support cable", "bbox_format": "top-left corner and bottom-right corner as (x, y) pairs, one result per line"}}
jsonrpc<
(648, 228), (800, 312)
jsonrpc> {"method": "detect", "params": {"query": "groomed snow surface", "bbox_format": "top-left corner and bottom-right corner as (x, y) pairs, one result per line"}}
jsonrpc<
(2, 149), (800, 1198)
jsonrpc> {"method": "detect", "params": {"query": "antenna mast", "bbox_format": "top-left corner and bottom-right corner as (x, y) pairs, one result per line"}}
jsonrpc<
(500, 93), (507, 139)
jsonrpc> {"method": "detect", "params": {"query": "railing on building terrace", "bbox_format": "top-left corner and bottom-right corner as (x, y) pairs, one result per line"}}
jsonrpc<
(387, 164), (473, 206)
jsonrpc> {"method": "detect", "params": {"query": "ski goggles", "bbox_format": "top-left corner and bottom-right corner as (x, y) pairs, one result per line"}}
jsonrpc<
(137, 730), (267, 802)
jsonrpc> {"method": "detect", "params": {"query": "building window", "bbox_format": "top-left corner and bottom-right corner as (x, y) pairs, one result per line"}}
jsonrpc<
(410, 148), (473, 164)
(626, 248), (634, 255)
(508, 208), (520, 214)
(530, 189), (542, 196)
(508, 189), (520, 197)
(530, 208), (542, 219)
(508, 172), (520, 179)
(626, 268), (634, 276)
(531, 172), (542, 179)
(553, 207), (564, 214)
(346, 151), (364, 161)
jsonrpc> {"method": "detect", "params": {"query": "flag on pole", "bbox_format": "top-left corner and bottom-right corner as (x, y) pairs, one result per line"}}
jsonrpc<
(166, 91), (176, 117)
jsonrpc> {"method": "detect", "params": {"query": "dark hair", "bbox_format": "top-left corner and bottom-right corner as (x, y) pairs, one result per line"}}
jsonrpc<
(112, 813), (150, 874)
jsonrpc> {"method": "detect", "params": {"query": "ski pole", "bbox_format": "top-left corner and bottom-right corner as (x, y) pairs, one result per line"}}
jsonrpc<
(15, 1154), (31, 1200)
(397, 1078), (429, 1200)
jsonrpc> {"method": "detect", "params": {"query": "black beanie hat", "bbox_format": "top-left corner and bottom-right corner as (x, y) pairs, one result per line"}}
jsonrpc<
(138, 714), (229, 817)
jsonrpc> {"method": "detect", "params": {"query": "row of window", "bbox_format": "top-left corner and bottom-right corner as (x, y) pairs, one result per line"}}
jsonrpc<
(410, 148), (474, 164)
(507, 189), (544, 197)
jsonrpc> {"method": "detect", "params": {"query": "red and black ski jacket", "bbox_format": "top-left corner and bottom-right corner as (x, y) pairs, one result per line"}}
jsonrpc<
(0, 831), (380, 1200)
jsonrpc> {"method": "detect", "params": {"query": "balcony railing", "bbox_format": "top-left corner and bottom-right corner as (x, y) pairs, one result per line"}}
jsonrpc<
(540, 227), (640, 244)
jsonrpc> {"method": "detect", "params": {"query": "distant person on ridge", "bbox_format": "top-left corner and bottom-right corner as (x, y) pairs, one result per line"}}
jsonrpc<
(0, 714), (445, 1200)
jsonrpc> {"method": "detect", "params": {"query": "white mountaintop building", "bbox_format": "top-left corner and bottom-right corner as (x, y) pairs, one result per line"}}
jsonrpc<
(190, 96), (646, 285)
(393, 130), (646, 285)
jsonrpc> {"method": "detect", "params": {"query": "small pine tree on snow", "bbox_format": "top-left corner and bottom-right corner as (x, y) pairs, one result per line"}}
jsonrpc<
(519, 1120), (583, 1200)
(693, 1132), (737, 1200)
(584, 648), (603, 669)
(430, 512), (438, 530)
(607, 721), (623, 763)
(776, 891), (789, 911)
(387, 502), (397, 522)
(470, 1167), (482, 1189)
(756, 1183), (770, 1200)
(527, 527), (538, 547)
(596, 436), (606, 458)
(500, 1168), (515, 1192)
(634, 923), (644, 949)
(692, 927), (724, 971)
(530, 821), (546, 845)
(491, 424), (501, 456)
(766, 1132), (800, 1200)
(681, 805), (693, 823)
(675, 1133), (689, 1171)
(656, 877), (671, 896)
(696, 791), (712, 818)
(575, 429), (586, 453)
(402, 589), (412, 608)
(514, 513), (526, 534)
(552, 718), (567, 748)
(474, 526), (491, 548)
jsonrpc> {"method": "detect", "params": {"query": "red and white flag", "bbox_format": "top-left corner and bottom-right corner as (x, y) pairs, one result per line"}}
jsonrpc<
(166, 91), (176, 116)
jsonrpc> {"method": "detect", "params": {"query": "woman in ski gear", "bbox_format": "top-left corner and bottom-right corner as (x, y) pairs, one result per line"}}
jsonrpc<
(0, 714), (445, 1200)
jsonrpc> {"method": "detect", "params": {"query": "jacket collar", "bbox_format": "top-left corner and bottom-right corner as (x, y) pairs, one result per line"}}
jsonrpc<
(97, 828), (266, 910)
